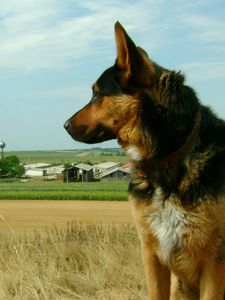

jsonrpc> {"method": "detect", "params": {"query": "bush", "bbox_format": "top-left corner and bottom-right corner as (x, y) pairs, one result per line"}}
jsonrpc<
(0, 155), (25, 178)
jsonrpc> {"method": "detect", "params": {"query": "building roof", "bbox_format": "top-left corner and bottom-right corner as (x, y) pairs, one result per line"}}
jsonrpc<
(93, 162), (119, 169)
(94, 166), (129, 179)
(75, 163), (93, 171)
(24, 163), (51, 170)
(118, 167), (131, 174)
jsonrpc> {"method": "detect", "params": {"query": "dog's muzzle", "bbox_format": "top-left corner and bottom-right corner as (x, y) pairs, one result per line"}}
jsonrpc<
(64, 118), (116, 144)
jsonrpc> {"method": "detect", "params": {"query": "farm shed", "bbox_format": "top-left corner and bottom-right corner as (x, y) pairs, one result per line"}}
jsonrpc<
(94, 163), (130, 181)
(93, 162), (120, 178)
(43, 165), (65, 180)
(24, 163), (50, 177)
(63, 166), (76, 182)
(63, 164), (94, 182)
(98, 168), (129, 181)
(24, 163), (64, 179)
(43, 165), (65, 175)
(25, 169), (44, 177)
(24, 163), (51, 170)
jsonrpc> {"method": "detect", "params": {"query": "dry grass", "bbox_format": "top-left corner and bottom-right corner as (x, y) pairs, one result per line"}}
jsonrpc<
(0, 222), (147, 299)
(0, 200), (132, 233)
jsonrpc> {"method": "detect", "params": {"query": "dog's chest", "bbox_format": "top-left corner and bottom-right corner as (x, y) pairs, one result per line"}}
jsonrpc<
(125, 145), (142, 161)
(146, 188), (188, 262)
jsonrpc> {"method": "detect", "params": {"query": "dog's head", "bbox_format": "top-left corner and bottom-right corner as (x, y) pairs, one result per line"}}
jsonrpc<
(64, 22), (199, 161)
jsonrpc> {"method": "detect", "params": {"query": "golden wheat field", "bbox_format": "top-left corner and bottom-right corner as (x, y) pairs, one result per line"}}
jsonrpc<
(0, 201), (147, 299)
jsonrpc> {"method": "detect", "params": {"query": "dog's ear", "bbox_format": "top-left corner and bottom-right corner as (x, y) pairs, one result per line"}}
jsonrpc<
(114, 22), (153, 88)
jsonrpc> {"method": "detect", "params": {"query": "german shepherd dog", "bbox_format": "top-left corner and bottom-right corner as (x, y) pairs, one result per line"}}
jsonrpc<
(64, 22), (225, 299)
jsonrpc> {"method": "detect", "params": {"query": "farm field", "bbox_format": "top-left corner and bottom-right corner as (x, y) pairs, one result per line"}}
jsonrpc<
(5, 149), (129, 164)
(0, 151), (147, 299)
(0, 201), (147, 299)
(0, 200), (132, 233)
(0, 179), (129, 200)
(0, 221), (146, 299)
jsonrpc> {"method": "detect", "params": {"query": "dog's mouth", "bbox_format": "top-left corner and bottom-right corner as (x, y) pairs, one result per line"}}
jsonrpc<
(64, 120), (116, 144)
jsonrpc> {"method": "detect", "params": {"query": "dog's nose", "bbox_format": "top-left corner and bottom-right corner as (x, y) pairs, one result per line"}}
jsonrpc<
(64, 119), (71, 132)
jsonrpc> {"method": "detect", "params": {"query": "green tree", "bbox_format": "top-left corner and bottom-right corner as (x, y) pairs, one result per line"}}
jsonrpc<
(0, 155), (25, 178)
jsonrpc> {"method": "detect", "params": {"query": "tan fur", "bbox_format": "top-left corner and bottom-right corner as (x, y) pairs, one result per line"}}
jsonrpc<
(130, 188), (225, 299)
(69, 94), (139, 137)
(70, 90), (154, 160)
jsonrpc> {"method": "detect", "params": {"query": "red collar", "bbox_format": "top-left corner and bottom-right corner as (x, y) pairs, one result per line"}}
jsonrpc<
(128, 109), (201, 177)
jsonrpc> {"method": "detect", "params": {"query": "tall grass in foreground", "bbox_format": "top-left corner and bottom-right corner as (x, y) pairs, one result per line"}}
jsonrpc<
(0, 222), (147, 299)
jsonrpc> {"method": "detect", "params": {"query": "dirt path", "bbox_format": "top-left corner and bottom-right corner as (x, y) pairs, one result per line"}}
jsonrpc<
(0, 200), (133, 233)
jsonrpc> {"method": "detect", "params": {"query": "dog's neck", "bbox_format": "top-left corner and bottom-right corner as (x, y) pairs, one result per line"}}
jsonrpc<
(130, 109), (202, 179)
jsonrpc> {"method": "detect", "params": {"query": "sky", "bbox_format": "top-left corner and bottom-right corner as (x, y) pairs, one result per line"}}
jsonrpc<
(0, 0), (225, 151)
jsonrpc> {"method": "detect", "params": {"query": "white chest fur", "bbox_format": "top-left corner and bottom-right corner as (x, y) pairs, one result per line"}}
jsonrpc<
(147, 187), (188, 262)
(126, 145), (142, 161)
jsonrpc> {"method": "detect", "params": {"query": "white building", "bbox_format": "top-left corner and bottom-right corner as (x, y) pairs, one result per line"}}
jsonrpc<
(24, 163), (64, 179)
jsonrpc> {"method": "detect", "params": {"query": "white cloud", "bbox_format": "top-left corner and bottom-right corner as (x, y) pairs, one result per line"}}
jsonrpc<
(0, 0), (167, 74)
(0, 0), (225, 81)
(179, 60), (225, 81)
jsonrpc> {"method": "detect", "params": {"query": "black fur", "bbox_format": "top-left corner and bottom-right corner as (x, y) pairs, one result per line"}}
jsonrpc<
(94, 65), (223, 205)
(96, 66), (122, 96)
(128, 72), (225, 205)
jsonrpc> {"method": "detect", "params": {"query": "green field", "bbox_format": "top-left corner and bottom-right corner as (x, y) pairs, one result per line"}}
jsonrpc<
(1, 149), (130, 200)
(5, 149), (129, 165)
(0, 179), (129, 200)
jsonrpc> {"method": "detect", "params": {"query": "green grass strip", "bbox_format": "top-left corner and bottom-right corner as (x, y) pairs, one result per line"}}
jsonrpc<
(0, 190), (128, 201)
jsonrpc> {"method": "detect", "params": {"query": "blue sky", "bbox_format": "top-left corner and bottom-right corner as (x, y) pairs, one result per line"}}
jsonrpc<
(0, 0), (225, 151)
